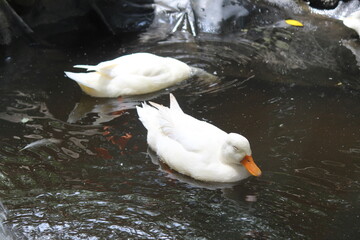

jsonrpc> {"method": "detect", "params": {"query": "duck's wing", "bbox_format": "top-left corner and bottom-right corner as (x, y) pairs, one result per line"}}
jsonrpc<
(73, 57), (124, 77)
(64, 71), (101, 89)
(73, 53), (191, 84)
(152, 94), (225, 153)
(80, 53), (154, 77)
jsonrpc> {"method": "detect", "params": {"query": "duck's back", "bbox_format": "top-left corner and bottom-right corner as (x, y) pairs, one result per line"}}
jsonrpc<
(101, 53), (191, 79)
(137, 95), (226, 160)
(104, 53), (192, 95)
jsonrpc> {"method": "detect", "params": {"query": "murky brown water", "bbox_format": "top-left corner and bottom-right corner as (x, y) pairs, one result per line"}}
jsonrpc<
(0, 13), (360, 240)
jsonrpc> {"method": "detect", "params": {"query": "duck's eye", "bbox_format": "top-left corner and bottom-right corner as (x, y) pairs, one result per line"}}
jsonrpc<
(233, 146), (239, 151)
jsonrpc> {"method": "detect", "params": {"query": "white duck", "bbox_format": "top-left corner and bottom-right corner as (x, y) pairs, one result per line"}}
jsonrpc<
(136, 94), (262, 183)
(343, 10), (360, 37)
(64, 53), (193, 98)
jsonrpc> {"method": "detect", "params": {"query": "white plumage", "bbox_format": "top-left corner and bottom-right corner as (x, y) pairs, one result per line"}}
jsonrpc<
(65, 53), (192, 97)
(136, 94), (261, 182)
(343, 10), (360, 37)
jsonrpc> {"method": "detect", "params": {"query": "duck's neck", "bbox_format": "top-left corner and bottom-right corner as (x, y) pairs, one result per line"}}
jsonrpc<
(220, 144), (236, 165)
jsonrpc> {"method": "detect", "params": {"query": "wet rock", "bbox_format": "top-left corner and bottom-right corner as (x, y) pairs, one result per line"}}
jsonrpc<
(306, 0), (340, 9)
(0, 0), (34, 45)
(0, 0), (154, 45)
(1, 0), (356, 46)
(0, 7), (12, 45)
(12, 0), (154, 34)
(92, 0), (154, 33)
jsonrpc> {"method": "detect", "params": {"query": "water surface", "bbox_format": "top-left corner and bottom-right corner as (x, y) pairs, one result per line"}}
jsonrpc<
(0, 11), (360, 240)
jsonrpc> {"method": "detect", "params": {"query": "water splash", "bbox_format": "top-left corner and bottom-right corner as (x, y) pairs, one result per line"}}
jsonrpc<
(20, 138), (62, 152)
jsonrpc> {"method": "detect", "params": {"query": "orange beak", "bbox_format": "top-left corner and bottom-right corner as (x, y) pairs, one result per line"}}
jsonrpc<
(241, 155), (262, 176)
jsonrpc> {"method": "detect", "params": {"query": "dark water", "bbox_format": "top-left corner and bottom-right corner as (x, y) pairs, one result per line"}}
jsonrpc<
(1, 14), (360, 240)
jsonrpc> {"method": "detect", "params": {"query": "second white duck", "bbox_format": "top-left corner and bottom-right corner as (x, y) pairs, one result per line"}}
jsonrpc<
(65, 53), (193, 98)
(343, 10), (360, 37)
(136, 94), (262, 183)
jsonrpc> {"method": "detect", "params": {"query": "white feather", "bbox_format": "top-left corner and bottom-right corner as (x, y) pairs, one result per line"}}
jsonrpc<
(65, 53), (193, 97)
(343, 10), (360, 37)
(136, 94), (262, 182)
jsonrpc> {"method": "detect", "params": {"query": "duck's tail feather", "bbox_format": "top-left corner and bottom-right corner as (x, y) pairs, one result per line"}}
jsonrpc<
(137, 94), (183, 132)
(64, 71), (102, 97)
(149, 101), (163, 109)
(136, 103), (159, 131)
(169, 93), (183, 113)
(73, 65), (97, 71)
(65, 71), (101, 84)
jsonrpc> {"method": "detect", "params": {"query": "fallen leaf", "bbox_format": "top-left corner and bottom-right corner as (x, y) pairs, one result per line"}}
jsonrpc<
(94, 147), (113, 159)
(102, 131), (111, 136)
(111, 110), (126, 116)
(285, 19), (304, 27)
(116, 133), (132, 150)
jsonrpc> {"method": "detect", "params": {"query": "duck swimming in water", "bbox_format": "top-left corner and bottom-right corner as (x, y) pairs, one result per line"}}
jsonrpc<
(136, 94), (262, 183)
(65, 53), (196, 98)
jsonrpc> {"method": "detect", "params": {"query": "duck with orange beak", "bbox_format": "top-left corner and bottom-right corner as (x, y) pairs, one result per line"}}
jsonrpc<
(136, 94), (261, 183)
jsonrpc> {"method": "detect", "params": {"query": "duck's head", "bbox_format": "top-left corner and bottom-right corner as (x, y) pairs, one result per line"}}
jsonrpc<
(222, 133), (262, 177)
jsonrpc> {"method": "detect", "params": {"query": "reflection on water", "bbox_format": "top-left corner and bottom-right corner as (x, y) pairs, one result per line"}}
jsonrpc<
(1, 5), (360, 240)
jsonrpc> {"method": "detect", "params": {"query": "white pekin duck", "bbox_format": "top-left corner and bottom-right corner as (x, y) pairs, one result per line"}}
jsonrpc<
(65, 52), (204, 98)
(343, 10), (360, 37)
(136, 94), (262, 183)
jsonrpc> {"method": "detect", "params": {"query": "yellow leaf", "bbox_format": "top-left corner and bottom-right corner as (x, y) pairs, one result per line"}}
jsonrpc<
(285, 19), (304, 27)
